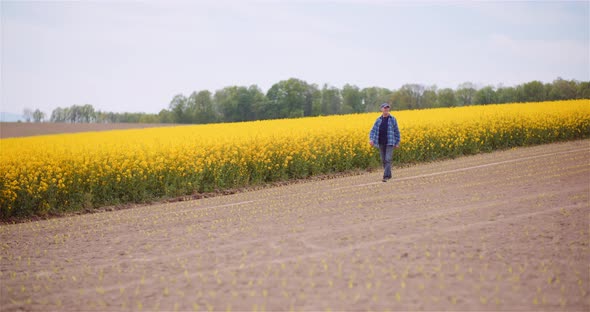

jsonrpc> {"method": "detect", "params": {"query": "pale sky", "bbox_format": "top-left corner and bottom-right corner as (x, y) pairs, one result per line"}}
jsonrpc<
(1, 0), (589, 115)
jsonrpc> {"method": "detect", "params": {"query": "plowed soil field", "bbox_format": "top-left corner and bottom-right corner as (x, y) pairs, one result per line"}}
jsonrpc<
(1, 140), (589, 311)
(0, 122), (175, 138)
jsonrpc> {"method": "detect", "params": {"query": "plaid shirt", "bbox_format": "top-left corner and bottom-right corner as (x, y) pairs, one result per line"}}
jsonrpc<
(369, 115), (401, 146)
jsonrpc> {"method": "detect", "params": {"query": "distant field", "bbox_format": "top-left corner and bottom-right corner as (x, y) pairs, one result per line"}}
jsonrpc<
(0, 122), (176, 138)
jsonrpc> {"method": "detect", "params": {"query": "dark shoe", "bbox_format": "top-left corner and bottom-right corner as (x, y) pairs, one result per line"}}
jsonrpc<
(382, 178), (388, 182)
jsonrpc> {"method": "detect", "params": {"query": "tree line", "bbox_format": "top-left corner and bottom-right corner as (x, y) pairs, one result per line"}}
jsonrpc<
(24, 77), (590, 124)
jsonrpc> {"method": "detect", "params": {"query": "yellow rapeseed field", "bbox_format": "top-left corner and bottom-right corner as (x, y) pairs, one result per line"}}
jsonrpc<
(1, 100), (589, 218)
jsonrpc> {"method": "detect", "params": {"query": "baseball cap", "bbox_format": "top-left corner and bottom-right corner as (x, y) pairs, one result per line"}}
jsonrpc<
(380, 103), (390, 109)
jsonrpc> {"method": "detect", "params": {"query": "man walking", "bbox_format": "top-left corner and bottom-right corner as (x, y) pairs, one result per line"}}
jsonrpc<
(369, 103), (401, 182)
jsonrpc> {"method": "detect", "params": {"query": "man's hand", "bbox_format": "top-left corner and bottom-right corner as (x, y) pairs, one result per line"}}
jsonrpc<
(369, 141), (374, 147)
(394, 144), (400, 149)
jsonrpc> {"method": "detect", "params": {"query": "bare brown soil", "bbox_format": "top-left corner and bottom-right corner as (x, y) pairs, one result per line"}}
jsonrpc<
(0, 122), (176, 138)
(1, 140), (589, 311)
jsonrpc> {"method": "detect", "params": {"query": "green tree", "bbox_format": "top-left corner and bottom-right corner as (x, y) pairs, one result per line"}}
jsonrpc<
(422, 86), (438, 108)
(522, 80), (546, 102)
(456, 82), (476, 106)
(548, 78), (578, 100)
(215, 85), (266, 122)
(474, 86), (497, 105)
(578, 81), (590, 99)
(50, 107), (66, 122)
(242, 85), (267, 121)
(80, 104), (96, 123)
(189, 90), (218, 123)
(342, 84), (363, 113)
(496, 86), (517, 103)
(138, 114), (160, 123)
(514, 85), (527, 102)
(266, 78), (310, 118)
(23, 108), (33, 122)
(437, 88), (456, 107)
(158, 109), (174, 123)
(49, 104), (95, 123)
(32, 109), (45, 122)
(214, 87), (240, 122)
(390, 87), (413, 110)
(169, 94), (190, 123)
(398, 84), (425, 109)
(361, 87), (392, 112)
(309, 85), (323, 116)
(320, 84), (342, 115)
(303, 83), (320, 117)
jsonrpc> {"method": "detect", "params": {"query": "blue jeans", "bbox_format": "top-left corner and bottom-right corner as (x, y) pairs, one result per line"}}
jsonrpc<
(379, 144), (393, 179)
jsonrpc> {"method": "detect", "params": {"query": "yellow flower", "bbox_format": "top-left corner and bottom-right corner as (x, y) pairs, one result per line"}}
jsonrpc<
(1, 100), (588, 217)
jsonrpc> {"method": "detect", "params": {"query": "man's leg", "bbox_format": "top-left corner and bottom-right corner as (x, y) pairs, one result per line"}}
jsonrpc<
(379, 144), (388, 181)
(384, 145), (393, 179)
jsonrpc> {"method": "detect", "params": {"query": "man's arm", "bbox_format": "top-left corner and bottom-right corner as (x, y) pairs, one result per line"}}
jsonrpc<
(393, 117), (401, 147)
